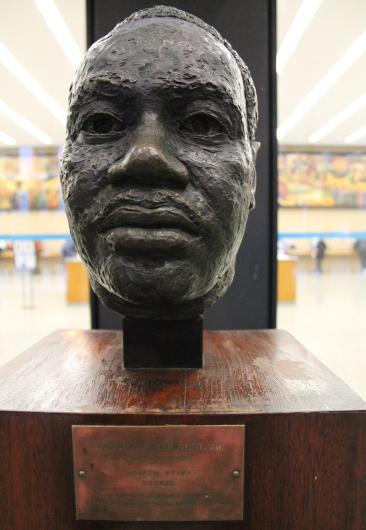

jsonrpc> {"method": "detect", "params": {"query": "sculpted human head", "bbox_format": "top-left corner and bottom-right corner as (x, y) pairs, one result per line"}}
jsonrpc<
(61, 6), (259, 319)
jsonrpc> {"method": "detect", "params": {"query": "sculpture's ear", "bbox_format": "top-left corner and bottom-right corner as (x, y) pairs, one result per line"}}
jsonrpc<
(249, 141), (260, 210)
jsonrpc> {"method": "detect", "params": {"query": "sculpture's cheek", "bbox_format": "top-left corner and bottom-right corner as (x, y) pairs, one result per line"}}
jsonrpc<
(177, 141), (252, 236)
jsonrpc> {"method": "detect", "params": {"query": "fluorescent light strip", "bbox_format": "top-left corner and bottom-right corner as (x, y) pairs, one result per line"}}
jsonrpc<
(344, 125), (366, 144)
(277, 0), (322, 75)
(0, 130), (16, 146)
(308, 92), (366, 143)
(277, 30), (366, 141)
(0, 100), (52, 145)
(34, 0), (83, 69)
(0, 43), (66, 125)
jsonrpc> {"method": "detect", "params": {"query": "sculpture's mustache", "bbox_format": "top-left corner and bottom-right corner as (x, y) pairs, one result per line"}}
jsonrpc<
(85, 192), (211, 237)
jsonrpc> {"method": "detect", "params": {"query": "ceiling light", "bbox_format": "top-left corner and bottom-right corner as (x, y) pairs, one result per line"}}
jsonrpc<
(277, 30), (366, 141)
(0, 100), (52, 145)
(308, 92), (366, 142)
(0, 130), (16, 146)
(34, 0), (83, 69)
(277, 0), (322, 75)
(0, 43), (66, 125)
(344, 125), (366, 144)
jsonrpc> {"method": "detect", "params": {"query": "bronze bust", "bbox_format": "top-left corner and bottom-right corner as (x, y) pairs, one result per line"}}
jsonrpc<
(61, 6), (259, 323)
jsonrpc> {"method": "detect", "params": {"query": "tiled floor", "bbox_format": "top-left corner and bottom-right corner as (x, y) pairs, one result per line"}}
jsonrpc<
(277, 270), (366, 400)
(1, 268), (365, 400)
(0, 267), (89, 367)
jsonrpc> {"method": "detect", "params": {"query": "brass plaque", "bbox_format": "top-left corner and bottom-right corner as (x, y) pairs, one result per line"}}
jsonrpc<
(72, 424), (244, 521)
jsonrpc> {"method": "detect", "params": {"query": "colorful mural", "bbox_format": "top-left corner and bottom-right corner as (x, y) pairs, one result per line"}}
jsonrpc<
(278, 152), (366, 208)
(0, 151), (63, 211)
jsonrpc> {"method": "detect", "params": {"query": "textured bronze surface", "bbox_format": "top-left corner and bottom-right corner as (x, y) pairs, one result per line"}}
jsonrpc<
(61, 6), (259, 321)
(72, 425), (244, 521)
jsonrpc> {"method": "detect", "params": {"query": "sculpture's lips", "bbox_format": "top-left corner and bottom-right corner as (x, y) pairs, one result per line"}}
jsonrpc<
(101, 206), (201, 254)
(102, 206), (200, 235)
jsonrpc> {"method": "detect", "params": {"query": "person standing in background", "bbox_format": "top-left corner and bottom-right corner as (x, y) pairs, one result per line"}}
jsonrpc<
(312, 238), (327, 273)
(354, 238), (366, 275)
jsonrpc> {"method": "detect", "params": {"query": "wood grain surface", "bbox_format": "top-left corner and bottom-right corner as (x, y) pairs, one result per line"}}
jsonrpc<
(0, 329), (365, 530)
(0, 329), (364, 414)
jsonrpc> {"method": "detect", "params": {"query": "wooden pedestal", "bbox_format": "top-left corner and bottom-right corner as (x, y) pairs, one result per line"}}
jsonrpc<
(277, 256), (297, 302)
(65, 259), (89, 303)
(0, 329), (365, 530)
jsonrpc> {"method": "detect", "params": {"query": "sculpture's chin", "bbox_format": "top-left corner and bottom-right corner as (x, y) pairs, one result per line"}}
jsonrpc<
(89, 260), (236, 320)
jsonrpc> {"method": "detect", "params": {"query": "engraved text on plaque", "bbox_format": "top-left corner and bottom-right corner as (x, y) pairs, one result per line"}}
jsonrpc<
(72, 424), (245, 521)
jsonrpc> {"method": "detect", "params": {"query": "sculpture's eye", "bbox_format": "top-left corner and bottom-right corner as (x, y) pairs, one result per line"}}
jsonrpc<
(180, 113), (225, 137)
(82, 113), (125, 135)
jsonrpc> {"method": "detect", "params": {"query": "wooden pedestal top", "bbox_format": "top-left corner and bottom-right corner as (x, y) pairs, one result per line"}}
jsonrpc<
(0, 329), (364, 415)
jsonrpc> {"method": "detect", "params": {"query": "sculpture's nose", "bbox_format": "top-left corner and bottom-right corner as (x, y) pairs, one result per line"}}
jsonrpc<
(108, 113), (189, 188)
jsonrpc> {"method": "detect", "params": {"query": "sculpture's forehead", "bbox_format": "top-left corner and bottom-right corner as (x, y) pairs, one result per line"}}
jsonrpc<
(76, 18), (244, 107)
